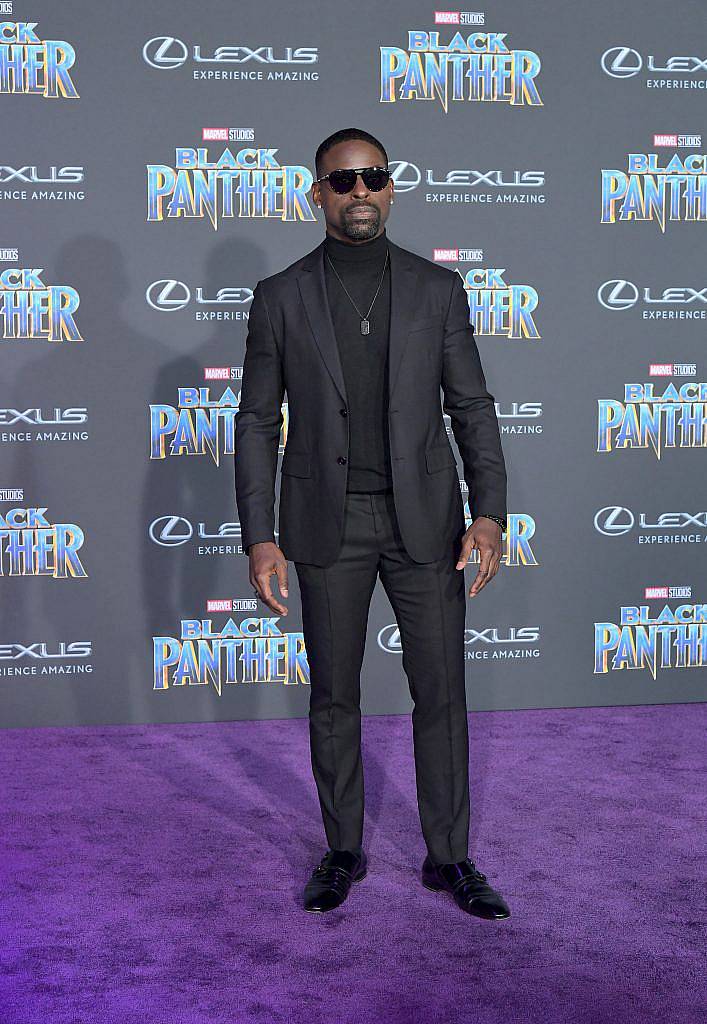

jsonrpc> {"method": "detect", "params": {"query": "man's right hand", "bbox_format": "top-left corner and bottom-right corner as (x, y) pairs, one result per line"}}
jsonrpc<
(248, 541), (289, 615)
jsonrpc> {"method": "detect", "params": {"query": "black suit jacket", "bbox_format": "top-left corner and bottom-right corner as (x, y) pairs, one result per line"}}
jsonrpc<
(235, 235), (507, 566)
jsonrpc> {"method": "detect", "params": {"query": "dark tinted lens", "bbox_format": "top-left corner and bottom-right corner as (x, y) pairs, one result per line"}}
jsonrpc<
(361, 167), (390, 191)
(328, 169), (357, 194)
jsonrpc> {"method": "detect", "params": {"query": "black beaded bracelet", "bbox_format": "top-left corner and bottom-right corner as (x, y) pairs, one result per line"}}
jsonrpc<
(474, 514), (507, 532)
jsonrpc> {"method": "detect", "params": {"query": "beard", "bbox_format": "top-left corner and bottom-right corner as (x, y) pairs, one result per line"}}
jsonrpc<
(341, 204), (381, 240)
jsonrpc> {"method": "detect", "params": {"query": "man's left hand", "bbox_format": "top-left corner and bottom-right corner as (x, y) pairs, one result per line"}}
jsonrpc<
(456, 518), (503, 597)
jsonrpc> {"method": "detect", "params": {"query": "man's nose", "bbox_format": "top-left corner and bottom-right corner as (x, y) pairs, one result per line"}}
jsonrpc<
(352, 174), (370, 198)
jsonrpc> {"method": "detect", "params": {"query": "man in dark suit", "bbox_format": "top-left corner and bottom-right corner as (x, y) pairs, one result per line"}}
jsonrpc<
(235, 127), (511, 920)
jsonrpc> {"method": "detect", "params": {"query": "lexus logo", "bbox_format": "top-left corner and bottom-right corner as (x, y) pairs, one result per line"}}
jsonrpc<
(149, 516), (193, 546)
(378, 623), (402, 652)
(600, 47), (642, 78)
(143, 37), (189, 70)
(594, 506), (635, 536)
(597, 279), (640, 310)
(388, 160), (421, 193)
(146, 280), (191, 312)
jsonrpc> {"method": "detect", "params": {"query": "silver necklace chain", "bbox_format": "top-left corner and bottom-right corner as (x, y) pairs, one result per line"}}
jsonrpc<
(325, 248), (389, 336)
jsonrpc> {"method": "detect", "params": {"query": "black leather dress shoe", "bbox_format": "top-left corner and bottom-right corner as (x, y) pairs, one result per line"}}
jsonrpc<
(421, 854), (511, 920)
(303, 848), (368, 912)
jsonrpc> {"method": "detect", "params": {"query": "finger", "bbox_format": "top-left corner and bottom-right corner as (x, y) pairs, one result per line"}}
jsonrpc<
(486, 551), (501, 581)
(257, 571), (288, 615)
(468, 547), (493, 596)
(275, 561), (289, 598)
(455, 548), (472, 570)
(455, 534), (477, 570)
(475, 547), (502, 592)
(468, 570), (489, 597)
(467, 535), (504, 595)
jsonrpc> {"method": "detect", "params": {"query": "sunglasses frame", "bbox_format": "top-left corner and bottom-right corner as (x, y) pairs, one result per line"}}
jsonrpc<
(315, 165), (391, 194)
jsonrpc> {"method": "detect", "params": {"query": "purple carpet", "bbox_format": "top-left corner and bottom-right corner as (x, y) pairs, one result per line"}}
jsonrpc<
(1, 704), (704, 1024)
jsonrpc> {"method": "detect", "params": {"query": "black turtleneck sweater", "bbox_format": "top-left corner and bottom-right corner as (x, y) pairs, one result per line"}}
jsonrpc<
(323, 227), (393, 493)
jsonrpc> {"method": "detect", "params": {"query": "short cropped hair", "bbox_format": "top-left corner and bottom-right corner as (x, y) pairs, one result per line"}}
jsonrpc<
(315, 127), (389, 179)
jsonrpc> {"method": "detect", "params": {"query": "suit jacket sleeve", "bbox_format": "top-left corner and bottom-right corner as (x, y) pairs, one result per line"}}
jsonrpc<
(441, 273), (507, 520)
(234, 281), (285, 553)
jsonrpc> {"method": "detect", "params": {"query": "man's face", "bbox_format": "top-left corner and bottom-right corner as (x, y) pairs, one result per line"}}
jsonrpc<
(312, 140), (394, 242)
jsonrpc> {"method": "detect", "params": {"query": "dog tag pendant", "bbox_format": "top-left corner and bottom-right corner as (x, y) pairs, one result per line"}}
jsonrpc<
(360, 318), (370, 335)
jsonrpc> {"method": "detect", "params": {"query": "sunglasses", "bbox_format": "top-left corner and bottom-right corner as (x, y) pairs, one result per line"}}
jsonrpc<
(315, 165), (391, 195)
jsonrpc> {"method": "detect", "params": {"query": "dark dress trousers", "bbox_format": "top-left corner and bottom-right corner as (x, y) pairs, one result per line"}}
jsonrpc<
(234, 230), (507, 864)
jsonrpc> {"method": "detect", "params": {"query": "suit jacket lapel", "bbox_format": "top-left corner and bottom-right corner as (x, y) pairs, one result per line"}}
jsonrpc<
(297, 240), (347, 403)
(296, 236), (423, 406)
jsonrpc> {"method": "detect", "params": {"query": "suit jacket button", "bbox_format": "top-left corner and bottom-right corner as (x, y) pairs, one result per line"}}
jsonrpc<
(340, 408), (348, 416)
(337, 456), (347, 464)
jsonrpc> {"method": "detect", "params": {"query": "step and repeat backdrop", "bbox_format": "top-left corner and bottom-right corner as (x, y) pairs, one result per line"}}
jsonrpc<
(1, 1), (705, 727)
